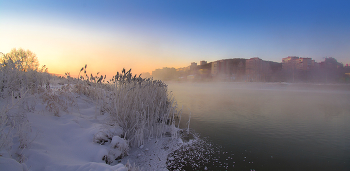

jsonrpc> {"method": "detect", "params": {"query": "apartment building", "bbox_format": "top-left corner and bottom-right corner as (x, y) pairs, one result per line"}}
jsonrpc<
(211, 59), (246, 79)
(245, 57), (273, 82)
(282, 56), (315, 71)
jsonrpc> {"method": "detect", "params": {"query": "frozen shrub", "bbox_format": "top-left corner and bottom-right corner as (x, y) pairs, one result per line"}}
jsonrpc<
(41, 85), (77, 116)
(103, 69), (180, 147)
(100, 135), (128, 164)
(93, 132), (110, 145)
(0, 108), (13, 153)
(0, 48), (50, 162)
(56, 66), (182, 164)
(2, 48), (39, 72)
(93, 124), (124, 145)
(73, 66), (180, 148)
(110, 136), (129, 158)
(0, 49), (50, 99)
(0, 91), (31, 162)
(102, 155), (113, 165)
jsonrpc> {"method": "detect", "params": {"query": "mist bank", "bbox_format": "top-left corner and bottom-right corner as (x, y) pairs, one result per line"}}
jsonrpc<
(149, 57), (350, 83)
(166, 82), (350, 95)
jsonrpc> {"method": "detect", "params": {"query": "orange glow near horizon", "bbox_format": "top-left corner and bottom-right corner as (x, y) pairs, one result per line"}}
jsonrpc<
(0, 19), (191, 78)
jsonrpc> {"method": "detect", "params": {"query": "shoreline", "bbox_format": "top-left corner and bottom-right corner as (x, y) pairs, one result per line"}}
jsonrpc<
(119, 137), (184, 170)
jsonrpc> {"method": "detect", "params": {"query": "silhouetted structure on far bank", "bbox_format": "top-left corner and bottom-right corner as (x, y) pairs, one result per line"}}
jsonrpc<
(151, 57), (350, 83)
(281, 56), (347, 83)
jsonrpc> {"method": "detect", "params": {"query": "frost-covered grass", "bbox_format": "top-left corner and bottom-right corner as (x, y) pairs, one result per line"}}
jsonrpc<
(72, 67), (180, 147)
(0, 61), (182, 170)
(0, 58), (50, 162)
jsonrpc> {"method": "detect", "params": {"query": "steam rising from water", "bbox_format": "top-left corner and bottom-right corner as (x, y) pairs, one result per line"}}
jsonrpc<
(167, 82), (350, 171)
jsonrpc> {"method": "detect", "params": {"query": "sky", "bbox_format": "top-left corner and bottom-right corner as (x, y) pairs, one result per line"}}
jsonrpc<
(1, 0), (350, 76)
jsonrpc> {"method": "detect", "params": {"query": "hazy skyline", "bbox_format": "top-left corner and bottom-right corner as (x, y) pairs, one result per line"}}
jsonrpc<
(1, 0), (349, 76)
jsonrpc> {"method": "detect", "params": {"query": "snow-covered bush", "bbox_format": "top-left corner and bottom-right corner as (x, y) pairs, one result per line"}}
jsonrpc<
(0, 105), (15, 153)
(100, 69), (179, 147)
(100, 135), (129, 164)
(110, 136), (129, 158)
(93, 125), (124, 145)
(0, 49), (49, 162)
(94, 131), (111, 145)
(0, 50), (50, 99)
(41, 84), (77, 116)
(72, 67), (180, 148)
(0, 90), (32, 162)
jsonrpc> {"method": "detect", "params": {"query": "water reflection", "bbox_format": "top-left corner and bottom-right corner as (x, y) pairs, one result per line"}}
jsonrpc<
(168, 82), (350, 171)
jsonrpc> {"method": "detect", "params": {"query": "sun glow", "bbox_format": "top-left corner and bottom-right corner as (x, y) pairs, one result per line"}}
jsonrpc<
(1, 19), (189, 77)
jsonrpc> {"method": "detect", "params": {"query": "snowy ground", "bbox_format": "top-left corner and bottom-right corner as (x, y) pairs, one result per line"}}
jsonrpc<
(0, 84), (184, 171)
(120, 137), (183, 171)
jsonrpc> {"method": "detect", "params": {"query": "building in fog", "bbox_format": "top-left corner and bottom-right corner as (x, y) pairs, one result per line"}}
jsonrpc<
(152, 67), (177, 81)
(246, 57), (265, 81)
(190, 62), (197, 71)
(282, 56), (315, 71)
(211, 61), (219, 76)
(200, 60), (207, 65)
(197, 61), (212, 79)
(210, 58), (246, 80)
(297, 58), (315, 70)
(282, 56), (317, 82)
(150, 56), (348, 82)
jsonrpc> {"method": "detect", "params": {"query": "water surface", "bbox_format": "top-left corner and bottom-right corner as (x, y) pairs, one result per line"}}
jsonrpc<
(168, 82), (350, 171)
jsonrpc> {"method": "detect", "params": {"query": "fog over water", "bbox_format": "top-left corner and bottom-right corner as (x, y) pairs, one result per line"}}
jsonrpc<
(167, 82), (350, 171)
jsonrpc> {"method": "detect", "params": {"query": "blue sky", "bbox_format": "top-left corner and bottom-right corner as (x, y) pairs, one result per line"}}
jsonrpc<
(1, 0), (349, 75)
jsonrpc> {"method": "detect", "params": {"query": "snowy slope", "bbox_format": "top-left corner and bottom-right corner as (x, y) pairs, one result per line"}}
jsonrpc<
(0, 90), (185, 171)
(1, 93), (128, 171)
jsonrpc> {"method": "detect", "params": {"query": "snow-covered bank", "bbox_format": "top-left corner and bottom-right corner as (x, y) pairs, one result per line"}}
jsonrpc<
(0, 62), (184, 170)
(22, 95), (127, 171)
(0, 90), (184, 171)
(1, 93), (125, 171)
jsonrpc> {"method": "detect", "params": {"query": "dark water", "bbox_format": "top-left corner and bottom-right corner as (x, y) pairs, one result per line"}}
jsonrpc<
(167, 82), (350, 171)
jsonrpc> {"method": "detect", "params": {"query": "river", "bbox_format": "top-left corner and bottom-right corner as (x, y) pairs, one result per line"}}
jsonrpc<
(167, 82), (350, 171)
